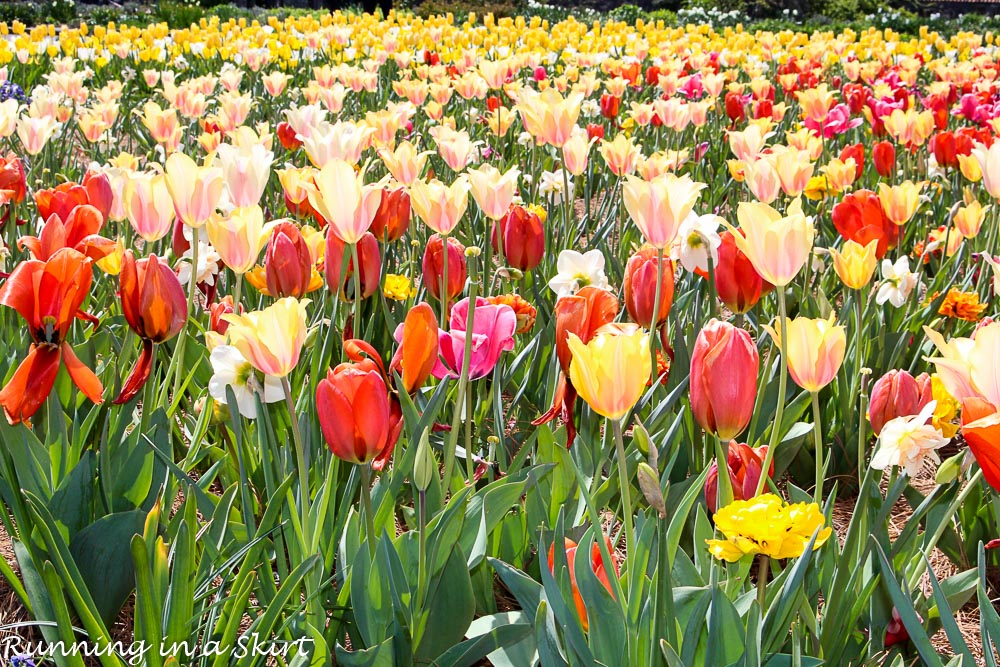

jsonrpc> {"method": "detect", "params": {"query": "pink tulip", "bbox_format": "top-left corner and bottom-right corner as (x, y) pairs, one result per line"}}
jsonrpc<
(423, 297), (516, 380)
(690, 319), (759, 440)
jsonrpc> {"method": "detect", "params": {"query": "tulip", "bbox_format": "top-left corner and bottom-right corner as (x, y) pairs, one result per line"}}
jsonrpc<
(389, 302), (440, 394)
(432, 126), (478, 171)
(960, 397), (1000, 491)
(622, 246), (674, 329)
(409, 176), (471, 236)
(422, 234), (467, 303)
(36, 173), (111, 223)
(714, 231), (772, 314)
(125, 172), (175, 243)
(257, 222), (317, 299)
(839, 143), (865, 180)
(831, 189), (898, 259)
(19, 205), (116, 262)
(369, 186), (411, 243)
(379, 140), (432, 186)
(971, 141), (1000, 200)
(308, 159), (384, 244)
(829, 239), (879, 290)
(207, 206), (275, 275)
(599, 134), (641, 177)
(432, 297), (517, 380)
(954, 201), (990, 239)
(518, 87), (584, 147)
(215, 141), (274, 209)
(223, 297), (309, 378)
(704, 441), (773, 513)
(743, 157), (781, 204)
(567, 324), (651, 421)
(877, 181), (922, 225)
(924, 321), (1000, 407)
(547, 536), (619, 632)
(0, 153), (26, 206)
(493, 205), (545, 272)
(553, 286), (619, 375)
(869, 370), (933, 436)
(623, 173), (707, 250)
(276, 121), (302, 150)
(872, 141), (896, 178)
(164, 151), (225, 228)
(17, 115), (60, 155)
(467, 164), (520, 220)
(600, 93), (620, 119)
(300, 119), (375, 168)
(690, 319), (759, 441)
(0, 248), (103, 424)
(326, 230), (381, 300)
(562, 131), (591, 176)
(730, 198), (813, 287)
(764, 315), (846, 392)
(113, 252), (188, 404)
(316, 364), (393, 465)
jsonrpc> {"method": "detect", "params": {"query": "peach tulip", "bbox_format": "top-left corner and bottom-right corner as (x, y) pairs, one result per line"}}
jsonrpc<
(223, 297), (309, 378)
(730, 199), (813, 287)
(623, 173), (707, 250)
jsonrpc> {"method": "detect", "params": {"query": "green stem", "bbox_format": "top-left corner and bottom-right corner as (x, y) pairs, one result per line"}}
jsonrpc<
(283, 377), (310, 527)
(649, 246), (665, 369)
(233, 271), (243, 310)
(757, 555), (769, 611)
(351, 241), (362, 337)
(172, 231), (200, 398)
(359, 463), (377, 558)
(713, 434), (734, 511)
(443, 252), (478, 489)
(613, 419), (634, 583)
(755, 288), (788, 497)
(858, 374), (869, 490)
(811, 391), (824, 504)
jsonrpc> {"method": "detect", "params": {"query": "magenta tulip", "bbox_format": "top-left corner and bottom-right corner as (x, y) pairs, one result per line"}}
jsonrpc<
(430, 296), (516, 380)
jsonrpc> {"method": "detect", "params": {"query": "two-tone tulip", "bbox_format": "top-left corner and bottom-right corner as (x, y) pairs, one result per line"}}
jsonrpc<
(765, 315), (846, 392)
(704, 441), (773, 513)
(622, 246), (674, 329)
(224, 297), (309, 378)
(567, 324), (651, 421)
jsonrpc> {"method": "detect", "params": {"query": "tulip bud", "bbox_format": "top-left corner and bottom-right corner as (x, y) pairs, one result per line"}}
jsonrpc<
(704, 441), (772, 513)
(422, 234), (467, 302)
(414, 430), (435, 492)
(724, 91), (745, 123)
(622, 247), (674, 328)
(83, 171), (114, 223)
(209, 295), (241, 336)
(868, 369), (932, 436)
(714, 231), (772, 313)
(316, 365), (393, 465)
(691, 320), (759, 441)
(326, 230), (381, 300)
(872, 141), (895, 178)
(600, 93), (620, 119)
(493, 205), (545, 272)
(264, 222), (314, 298)
(839, 143), (865, 180)
(637, 462), (666, 518)
(586, 123), (605, 141)
(369, 186), (411, 243)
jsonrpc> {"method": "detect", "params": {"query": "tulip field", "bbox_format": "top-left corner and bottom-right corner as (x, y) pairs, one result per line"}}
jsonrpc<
(2, 7), (1000, 666)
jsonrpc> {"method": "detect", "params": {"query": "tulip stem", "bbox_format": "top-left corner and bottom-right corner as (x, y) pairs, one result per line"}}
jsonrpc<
(854, 287), (866, 486)
(233, 272), (243, 310)
(857, 373), (869, 490)
(755, 288), (787, 497)
(612, 419), (634, 583)
(757, 555), (769, 610)
(443, 254), (478, 490)
(713, 435), (734, 511)
(172, 232), (201, 400)
(359, 463), (377, 558)
(351, 241), (362, 337)
(649, 246), (665, 370)
(811, 391), (824, 504)
(282, 377), (311, 527)
(440, 236), (449, 326)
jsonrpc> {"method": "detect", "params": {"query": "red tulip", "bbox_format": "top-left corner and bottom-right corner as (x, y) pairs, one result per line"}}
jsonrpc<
(114, 252), (188, 404)
(422, 234), (466, 302)
(868, 370), (932, 436)
(34, 172), (111, 224)
(690, 319), (758, 441)
(0, 248), (103, 424)
(840, 143), (865, 180)
(725, 91), (745, 123)
(586, 123), (605, 141)
(18, 205), (116, 262)
(276, 121), (302, 151)
(317, 364), (394, 465)
(872, 141), (896, 178)
(704, 441), (773, 513)
(600, 93), (620, 119)
(369, 186), (410, 243)
(831, 189), (899, 259)
(209, 295), (240, 336)
(547, 536), (619, 632)
(493, 205), (544, 271)
(623, 246), (674, 329)
(82, 171), (113, 223)
(326, 230), (381, 300)
(960, 397), (1000, 491)
(713, 231), (773, 314)
(264, 222), (314, 298)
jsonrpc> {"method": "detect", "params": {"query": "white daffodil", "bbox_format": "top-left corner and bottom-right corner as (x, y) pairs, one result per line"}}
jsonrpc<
(176, 240), (222, 287)
(672, 212), (723, 274)
(208, 345), (283, 419)
(875, 256), (919, 308)
(538, 169), (574, 205)
(547, 249), (608, 296)
(870, 401), (949, 477)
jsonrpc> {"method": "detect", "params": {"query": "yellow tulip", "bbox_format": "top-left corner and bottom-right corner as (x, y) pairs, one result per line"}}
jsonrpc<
(877, 181), (922, 225)
(730, 198), (814, 287)
(567, 324), (651, 421)
(378, 140), (432, 187)
(954, 200), (990, 238)
(467, 164), (520, 220)
(516, 87), (584, 148)
(164, 151), (225, 228)
(307, 159), (384, 244)
(623, 173), (706, 250)
(409, 176), (471, 236)
(223, 297), (310, 378)
(206, 206), (276, 275)
(829, 239), (878, 290)
(599, 133), (641, 177)
(764, 315), (846, 392)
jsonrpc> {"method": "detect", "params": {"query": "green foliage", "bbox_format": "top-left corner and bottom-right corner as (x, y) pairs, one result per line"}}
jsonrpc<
(43, 0), (77, 24)
(155, 0), (206, 28)
(0, 2), (39, 25)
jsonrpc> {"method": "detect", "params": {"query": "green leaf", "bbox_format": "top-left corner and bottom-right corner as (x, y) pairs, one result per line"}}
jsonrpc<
(465, 612), (537, 667)
(874, 541), (943, 667)
(434, 623), (533, 667)
(69, 509), (147, 627)
(416, 544), (476, 664)
(335, 636), (395, 667)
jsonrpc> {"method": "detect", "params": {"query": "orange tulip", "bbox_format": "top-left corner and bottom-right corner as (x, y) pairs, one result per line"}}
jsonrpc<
(704, 441), (773, 513)
(713, 231), (773, 314)
(622, 246), (674, 329)
(19, 205), (116, 262)
(35, 171), (112, 223)
(389, 302), (439, 394)
(547, 536), (620, 632)
(0, 153), (26, 207)
(113, 252), (188, 404)
(369, 186), (411, 243)
(326, 230), (382, 300)
(0, 248), (103, 424)
(422, 234), (467, 302)
(316, 363), (393, 465)
(960, 397), (1000, 491)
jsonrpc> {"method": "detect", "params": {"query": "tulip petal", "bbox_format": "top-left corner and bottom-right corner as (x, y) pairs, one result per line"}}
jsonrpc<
(0, 344), (61, 424)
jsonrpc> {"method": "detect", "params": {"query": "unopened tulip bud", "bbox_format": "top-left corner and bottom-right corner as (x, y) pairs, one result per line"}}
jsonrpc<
(422, 234), (467, 301)
(622, 246), (674, 328)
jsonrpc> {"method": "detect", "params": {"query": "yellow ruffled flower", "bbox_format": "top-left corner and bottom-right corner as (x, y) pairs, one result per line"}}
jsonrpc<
(931, 375), (960, 438)
(383, 274), (417, 301)
(706, 494), (832, 562)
